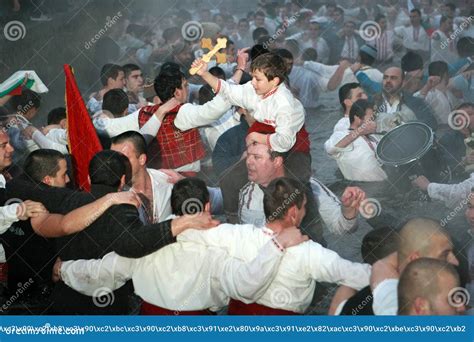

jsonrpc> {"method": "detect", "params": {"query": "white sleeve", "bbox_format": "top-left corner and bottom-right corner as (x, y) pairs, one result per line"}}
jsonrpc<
(94, 111), (140, 137)
(427, 174), (474, 209)
(208, 187), (224, 215)
(178, 223), (243, 250)
(32, 131), (69, 154)
(306, 242), (371, 290)
(220, 239), (284, 303)
(0, 204), (19, 234)
(139, 115), (161, 144)
(311, 180), (357, 235)
(174, 94), (232, 131)
(60, 252), (134, 296)
(46, 129), (68, 145)
(372, 278), (399, 315)
(324, 131), (354, 157)
(269, 100), (305, 152)
(218, 81), (255, 110)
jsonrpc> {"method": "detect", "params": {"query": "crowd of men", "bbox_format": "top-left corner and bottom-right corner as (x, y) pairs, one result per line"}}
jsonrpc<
(0, 0), (473, 315)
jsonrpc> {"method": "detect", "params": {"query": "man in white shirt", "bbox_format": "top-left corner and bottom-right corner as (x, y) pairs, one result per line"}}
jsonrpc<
(370, 218), (460, 315)
(240, 142), (366, 236)
(58, 177), (371, 315)
(325, 99), (387, 182)
(394, 9), (430, 61)
(431, 16), (459, 65)
(333, 82), (368, 132)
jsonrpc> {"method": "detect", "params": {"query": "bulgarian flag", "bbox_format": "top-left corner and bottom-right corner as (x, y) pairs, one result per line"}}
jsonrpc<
(64, 64), (102, 191)
(0, 70), (48, 97)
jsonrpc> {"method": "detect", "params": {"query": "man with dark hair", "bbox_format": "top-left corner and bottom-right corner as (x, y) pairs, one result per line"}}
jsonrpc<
(369, 14), (395, 66)
(87, 64), (125, 114)
(401, 51), (425, 93)
(138, 63), (205, 172)
(233, 18), (253, 49)
(252, 27), (269, 44)
(326, 99), (387, 182)
(431, 15), (458, 65)
(339, 21), (363, 63)
(47, 107), (66, 126)
(394, 8), (430, 61)
(6, 149), (218, 314)
(102, 89), (130, 118)
(122, 63), (145, 110)
(332, 83), (368, 132)
(398, 258), (465, 315)
(8, 89), (41, 121)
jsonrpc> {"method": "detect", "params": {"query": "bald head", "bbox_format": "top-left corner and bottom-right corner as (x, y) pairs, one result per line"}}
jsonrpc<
(383, 67), (404, 95)
(398, 258), (461, 315)
(398, 218), (458, 269)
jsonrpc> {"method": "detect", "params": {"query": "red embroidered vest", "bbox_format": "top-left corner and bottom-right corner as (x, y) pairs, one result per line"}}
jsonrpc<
(138, 104), (206, 169)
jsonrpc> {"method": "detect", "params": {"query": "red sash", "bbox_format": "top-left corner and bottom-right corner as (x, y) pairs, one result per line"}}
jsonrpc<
(140, 301), (214, 315)
(228, 299), (299, 315)
(138, 104), (206, 169)
(248, 122), (310, 153)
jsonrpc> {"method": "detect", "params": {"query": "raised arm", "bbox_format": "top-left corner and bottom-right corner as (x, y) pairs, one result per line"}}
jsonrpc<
(31, 192), (141, 237)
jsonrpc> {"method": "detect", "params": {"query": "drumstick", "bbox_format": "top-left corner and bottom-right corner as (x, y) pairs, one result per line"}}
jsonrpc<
(189, 37), (227, 75)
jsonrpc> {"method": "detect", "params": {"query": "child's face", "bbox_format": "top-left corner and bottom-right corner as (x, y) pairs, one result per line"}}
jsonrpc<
(251, 69), (279, 96)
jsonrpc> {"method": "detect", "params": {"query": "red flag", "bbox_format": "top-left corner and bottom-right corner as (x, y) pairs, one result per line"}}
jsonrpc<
(64, 64), (102, 191)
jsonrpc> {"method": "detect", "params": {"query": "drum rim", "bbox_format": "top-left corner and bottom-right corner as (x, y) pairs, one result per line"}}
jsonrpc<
(376, 122), (434, 167)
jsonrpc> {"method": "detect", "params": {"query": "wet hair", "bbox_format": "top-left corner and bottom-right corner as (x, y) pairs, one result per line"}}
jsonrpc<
(263, 177), (305, 221)
(198, 84), (214, 105)
(359, 49), (376, 66)
(401, 51), (423, 72)
(410, 8), (421, 17)
(252, 27), (269, 42)
(209, 66), (226, 80)
(171, 177), (209, 216)
(457, 37), (474, 58)
(122, 63), (141, 79)
(23, 149), (65, 183)
(428, 61), (448, 79)
(339, 82), (361, 111)
(10, 89), (41, 112)
(111, 131), (147, 156)
(154, 62), (185, 102)
(100, 64), (124, 86)
(301, 48), (318, 62)
(89, 150), (132, 188)
(349, 99), (373, 124)
(249, 44), (270, 61)
(251, 53), (287, 85)
(102, 89), (129, 117)
(47, 107), (66, 125)
(361, 227), (400, 265)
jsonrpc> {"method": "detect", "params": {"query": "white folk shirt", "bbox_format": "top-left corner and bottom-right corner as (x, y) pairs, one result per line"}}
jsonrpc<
(431, 30), (459, 65)
(145, 168), (173, 223)
(289, 66), (325, 108)
(333, 116), (350, 132)
(414, 88), (459, 125)
(60, 225), (285, 311)
(325, 130), (387, 182)
(368, 30), (395, 61)
(217, 81), (305, 153)
(394, 25), (430, 52)
(179, 224), (371, 313)
(341, 36), (360, 61)
(300, 36), (330, 64)
(239, 177), (358, 235)
(427, 173), (474, 209)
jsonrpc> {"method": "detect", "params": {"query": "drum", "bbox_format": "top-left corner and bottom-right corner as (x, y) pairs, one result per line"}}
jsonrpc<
(376, 122), (450, 193)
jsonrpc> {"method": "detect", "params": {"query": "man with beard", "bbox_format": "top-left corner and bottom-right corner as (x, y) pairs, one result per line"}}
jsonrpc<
(373, 67), (437, 132)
